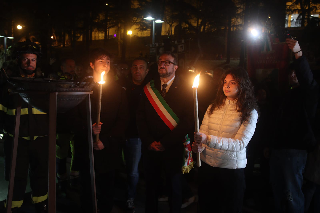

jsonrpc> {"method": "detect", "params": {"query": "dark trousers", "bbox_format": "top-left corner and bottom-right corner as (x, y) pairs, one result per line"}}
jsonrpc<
(143, 151), (182, 213)
(269, 149), (307, 213)
(123, 138), (142, 200)
(198, 162), (245, 213)
(303, 179), (320, 213)
(80, 169), (115, 213)
(4, 135), (49, 206)
(181, 175), (194, 200)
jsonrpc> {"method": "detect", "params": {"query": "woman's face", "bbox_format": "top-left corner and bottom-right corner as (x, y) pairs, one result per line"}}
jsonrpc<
(223, 74), (239, 100)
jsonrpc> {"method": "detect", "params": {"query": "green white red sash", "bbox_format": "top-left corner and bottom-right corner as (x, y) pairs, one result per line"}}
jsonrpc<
(144, 80), (179, 130)
(144, 80), (194, 173)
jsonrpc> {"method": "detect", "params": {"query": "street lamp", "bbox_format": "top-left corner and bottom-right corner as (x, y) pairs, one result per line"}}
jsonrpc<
(239, 25), (262, 68)
(127, 30), (132, 43)
(144, 16), (154, 21)
(250, 28), (260, 39)
(144, 16), (155, 46)
(17, 25), (22, 30)
(105, 3), (110, 40)
(144, 16), (164, 46)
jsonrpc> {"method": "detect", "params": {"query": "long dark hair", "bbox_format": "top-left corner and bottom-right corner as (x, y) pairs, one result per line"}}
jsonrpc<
(209, 67), (258, 123)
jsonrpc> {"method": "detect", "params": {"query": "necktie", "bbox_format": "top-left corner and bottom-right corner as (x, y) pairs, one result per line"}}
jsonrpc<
(161, 84), (167, 98)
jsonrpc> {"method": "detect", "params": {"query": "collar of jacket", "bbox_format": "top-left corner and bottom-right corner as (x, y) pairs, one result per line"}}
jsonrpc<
(154, 75), (181, 91)
(224, 98), (237, 105)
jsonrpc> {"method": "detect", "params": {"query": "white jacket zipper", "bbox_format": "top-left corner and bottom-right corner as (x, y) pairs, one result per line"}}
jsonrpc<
(217, 100), (230, 137)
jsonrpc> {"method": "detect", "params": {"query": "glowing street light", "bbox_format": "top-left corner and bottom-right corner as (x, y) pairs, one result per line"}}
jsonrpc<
(127, 30), (132, 35)
(144, 16), (164, 46)
(17, 25), (22, 30)
(144, 16), (154, 21)
(250, 29), (259, 37)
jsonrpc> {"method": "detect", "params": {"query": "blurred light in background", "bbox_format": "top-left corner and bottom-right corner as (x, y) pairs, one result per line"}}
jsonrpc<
(144, 16), (154, 20)
(250, 29), (259, 38)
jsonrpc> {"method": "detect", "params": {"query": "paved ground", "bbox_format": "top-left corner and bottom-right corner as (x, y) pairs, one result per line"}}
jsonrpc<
(0, 140), (275, 213)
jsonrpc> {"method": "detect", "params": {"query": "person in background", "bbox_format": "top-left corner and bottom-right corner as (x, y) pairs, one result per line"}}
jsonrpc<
(48, 58), (77, 80)
(55, 58), (80, 194)
(269, 39), (318, 213)
(115, 62), (130, 85)
(193, 67), (258, 213)
(58, 58), (77, 80)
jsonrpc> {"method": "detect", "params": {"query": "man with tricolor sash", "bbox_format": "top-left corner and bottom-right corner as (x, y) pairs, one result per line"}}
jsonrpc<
(0, 41), (49, 213)
(137, 52), (194, 213)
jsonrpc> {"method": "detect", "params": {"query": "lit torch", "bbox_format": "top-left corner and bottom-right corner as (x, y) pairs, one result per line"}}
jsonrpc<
(96, 71), (106, 142)
(192, 74), (201, 167)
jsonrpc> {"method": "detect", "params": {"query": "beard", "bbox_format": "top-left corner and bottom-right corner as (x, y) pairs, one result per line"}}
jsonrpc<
(158, 68), (173, 78)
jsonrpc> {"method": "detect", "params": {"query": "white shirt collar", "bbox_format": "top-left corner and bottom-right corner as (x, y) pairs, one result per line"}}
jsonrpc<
(161, 75), (175, 92)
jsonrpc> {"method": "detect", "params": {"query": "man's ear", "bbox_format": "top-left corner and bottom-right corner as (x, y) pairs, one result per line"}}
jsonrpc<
(146, 68), (149, 74)
(174, 65), (178, 71)
(90, 62), (94, 70)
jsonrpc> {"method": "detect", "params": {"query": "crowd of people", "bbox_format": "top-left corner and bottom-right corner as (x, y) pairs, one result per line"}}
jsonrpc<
(0, 37), (319, 213)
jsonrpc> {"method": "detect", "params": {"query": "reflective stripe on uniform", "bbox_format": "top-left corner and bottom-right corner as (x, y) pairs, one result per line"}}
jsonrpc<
(4, 200), (24, 208)
(31, 108), (46, 115)
(0, 104), (8, 113)
(0, 104), (46, 115)
(3, 130), (44, 141)
(32, 193), (48, 204)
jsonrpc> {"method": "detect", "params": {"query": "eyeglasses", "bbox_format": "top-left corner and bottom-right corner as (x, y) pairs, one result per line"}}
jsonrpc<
(158, 60), (176, 66)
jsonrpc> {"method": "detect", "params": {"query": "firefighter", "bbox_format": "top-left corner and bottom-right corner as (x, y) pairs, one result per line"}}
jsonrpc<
(0, 41), (49, 213)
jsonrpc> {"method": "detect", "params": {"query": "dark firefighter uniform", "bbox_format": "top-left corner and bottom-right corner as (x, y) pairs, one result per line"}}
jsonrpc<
(0, 52), (49, 210)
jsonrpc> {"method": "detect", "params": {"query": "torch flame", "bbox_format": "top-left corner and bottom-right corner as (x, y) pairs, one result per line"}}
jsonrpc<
(192, 74), (200, 88)
(98, 71), (106, 84)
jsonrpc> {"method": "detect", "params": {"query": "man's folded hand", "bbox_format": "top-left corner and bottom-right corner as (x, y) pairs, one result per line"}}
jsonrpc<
(149, 141), (165, 151)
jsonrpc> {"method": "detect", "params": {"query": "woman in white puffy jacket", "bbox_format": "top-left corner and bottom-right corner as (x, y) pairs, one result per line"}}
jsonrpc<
(193, 67), (258, 213)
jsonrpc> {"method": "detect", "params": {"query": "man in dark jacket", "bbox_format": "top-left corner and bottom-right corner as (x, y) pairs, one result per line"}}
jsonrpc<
(70, 48), (128, 213)
(137, 52), (194, 213)
(270, 39), (319, 213)
(117, 58), (149, 210)
(0, 41), (49, 213)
